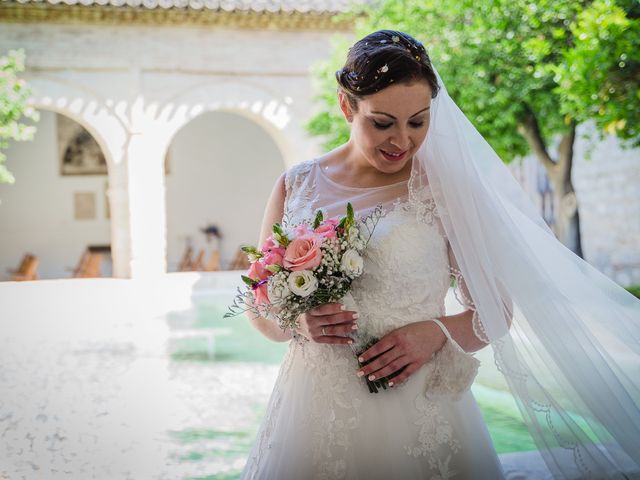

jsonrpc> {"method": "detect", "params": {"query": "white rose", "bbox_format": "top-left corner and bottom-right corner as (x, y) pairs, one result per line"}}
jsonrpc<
(340, 249), (364, 277)
(287, 270), (319, 297)
(268, 276), (291, 302)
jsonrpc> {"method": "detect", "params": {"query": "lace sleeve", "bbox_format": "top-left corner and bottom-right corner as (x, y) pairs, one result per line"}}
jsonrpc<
(446, 242), (490, 344)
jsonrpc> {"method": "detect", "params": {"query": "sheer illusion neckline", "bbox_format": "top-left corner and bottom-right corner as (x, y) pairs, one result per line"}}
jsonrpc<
(314, 158), (409, 191)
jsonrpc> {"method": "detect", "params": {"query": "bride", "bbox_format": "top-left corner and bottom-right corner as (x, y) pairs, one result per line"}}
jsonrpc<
(240, 30), (640, 480)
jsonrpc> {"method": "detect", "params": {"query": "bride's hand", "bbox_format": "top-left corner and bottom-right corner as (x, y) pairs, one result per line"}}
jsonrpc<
(355, 320), (446, 386)
(296, 303), (359, 345)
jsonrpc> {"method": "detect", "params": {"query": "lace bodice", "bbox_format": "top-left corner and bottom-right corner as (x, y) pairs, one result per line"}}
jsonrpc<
(284, 158), (450, 338)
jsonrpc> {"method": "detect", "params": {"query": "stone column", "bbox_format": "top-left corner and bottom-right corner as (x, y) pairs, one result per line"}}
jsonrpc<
(124, 130), (168, 279)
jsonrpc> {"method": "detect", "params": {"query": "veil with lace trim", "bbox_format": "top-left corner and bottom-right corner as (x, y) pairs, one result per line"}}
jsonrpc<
(410, 68), (640, 479)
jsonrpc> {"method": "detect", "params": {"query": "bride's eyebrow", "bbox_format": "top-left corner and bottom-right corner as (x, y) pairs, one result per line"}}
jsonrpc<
(370, 106), (431, 120)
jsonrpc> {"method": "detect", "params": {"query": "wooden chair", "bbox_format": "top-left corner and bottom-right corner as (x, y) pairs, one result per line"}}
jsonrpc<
(177, 245), (194, 272)
(69, 250), (102, 278)
(228, 248), (250, 271)
(204, 250), (221, 272)
(191, 249), (206, 271)
(8, 254), (39, 281)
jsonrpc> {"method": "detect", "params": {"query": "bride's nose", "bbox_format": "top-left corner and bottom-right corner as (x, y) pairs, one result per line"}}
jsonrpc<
(389, 128), (411, 151)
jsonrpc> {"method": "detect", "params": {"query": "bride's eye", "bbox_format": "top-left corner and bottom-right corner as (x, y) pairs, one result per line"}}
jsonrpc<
(409, 121), (425, 128)
(373, 121), (392, 130)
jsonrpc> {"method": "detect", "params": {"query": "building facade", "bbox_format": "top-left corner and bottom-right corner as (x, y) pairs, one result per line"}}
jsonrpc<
(1, 0), (639, 285)
(0, 0), (355, 278)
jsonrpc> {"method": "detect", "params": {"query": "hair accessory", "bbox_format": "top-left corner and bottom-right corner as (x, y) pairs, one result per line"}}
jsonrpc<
(378, 64), (389, 73)
(392, 35), (400, 43)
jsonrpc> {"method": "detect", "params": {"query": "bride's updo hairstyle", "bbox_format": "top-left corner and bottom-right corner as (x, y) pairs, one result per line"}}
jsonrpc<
(336, 29), (440, 110)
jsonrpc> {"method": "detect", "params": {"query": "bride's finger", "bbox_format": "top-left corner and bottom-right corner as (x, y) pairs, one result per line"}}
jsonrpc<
(318, 311), (359, 327)
(357, 351), (406, 379)
(319, 322), (359, 337)
(314, 335), (354, 345)
(309, 303), (350, 316)
(357, 337), (395, 364)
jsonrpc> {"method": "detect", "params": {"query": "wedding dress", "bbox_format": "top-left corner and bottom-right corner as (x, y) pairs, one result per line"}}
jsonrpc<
(240, 158), (505, 480)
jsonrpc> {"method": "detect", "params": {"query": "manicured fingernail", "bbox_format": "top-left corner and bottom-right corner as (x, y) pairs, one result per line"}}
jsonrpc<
(368, 375), (376, 381)
(352, 313), (359, 319)
(357, 371), (364, 377)
(358, 356), (364, 362)
(351, 324), (358, 330)
(347, 340), (353, 344)
(340, 304), (347, 311)
(388, 381), (394, 387)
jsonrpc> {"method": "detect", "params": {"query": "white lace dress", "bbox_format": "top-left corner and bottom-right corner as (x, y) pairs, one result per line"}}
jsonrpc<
(241, 159), (505, 480)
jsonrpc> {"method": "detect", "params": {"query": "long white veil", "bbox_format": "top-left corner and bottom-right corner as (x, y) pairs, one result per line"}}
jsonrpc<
(411, 69), (640, 478)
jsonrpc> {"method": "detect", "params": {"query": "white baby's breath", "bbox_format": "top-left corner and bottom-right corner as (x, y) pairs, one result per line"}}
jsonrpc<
(268, 272), (291, 302)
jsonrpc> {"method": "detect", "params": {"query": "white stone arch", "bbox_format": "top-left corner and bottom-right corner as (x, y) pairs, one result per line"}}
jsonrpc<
(153, 79), (295, 167)
(23, 73), (137, 277)
(25, 74), (129, 169)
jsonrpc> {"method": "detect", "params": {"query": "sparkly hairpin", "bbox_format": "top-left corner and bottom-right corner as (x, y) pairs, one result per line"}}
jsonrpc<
(378, 64), (389, 74)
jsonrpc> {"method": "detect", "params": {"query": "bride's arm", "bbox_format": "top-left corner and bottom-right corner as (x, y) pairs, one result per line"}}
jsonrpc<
(445, 241), (514, 351)
(245, 172), (293, 343)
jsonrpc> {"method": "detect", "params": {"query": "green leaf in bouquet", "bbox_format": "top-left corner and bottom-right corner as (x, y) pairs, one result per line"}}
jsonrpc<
(337, 214), (348, 233)
(241, 245), (262, 261)
(272, 223), (290, 247)
(241, 275), (255, 286)
(347, 202), (355, 221)
(313, 209), (324, 229)
(265, 264), (282, 274)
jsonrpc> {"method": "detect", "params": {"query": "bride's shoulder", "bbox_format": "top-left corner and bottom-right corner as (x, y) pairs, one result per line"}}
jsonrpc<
(284, 159), (318, 191)
(286, 158), (317, 176)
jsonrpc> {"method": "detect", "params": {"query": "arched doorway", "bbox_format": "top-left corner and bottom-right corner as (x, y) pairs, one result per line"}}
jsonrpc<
(0, 110), (112, 279)
(165, 110), (285, 272)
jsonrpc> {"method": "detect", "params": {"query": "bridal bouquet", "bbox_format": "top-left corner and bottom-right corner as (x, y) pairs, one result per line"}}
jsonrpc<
(225, 203), (392, 393)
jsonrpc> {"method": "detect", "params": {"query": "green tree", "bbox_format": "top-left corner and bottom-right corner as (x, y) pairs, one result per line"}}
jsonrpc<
(307, 0), (640, 256)
(0, 49), (39, 185)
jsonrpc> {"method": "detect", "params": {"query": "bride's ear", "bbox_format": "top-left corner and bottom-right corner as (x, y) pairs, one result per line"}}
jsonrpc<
(338, 91), (354, 123)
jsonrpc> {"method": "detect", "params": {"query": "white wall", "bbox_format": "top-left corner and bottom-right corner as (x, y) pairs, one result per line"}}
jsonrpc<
(572, 129), (640, 285)
(509, 126), (640, 286)
(0, 111), (112, 279)
(165, 111), (284, 271)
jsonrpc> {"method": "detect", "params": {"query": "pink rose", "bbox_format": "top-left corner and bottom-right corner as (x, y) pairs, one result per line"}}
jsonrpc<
(253, 281), (269, 305)
(263, 247), (285, 267)
(248, 261), (270, 305)
(283, 234), (323, 271)
(314, 222), (338, 238)
(261, 236), (277, 253)
(248, 260), (270, 281)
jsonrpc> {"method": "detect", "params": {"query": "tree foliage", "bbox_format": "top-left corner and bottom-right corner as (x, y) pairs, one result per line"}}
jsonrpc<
(0, 49), (39, 185)
(307, 0), (640, 162)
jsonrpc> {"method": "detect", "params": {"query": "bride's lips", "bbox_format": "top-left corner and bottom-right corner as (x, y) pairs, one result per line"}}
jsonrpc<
(380, 148), (409, 162)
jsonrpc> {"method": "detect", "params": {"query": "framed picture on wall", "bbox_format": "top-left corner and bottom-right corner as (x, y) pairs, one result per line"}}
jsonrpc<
(58, 114), (107, 176)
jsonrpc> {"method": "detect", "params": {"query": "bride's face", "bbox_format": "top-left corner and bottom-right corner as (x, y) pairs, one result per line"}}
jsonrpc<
(342, 80), (432, 175)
